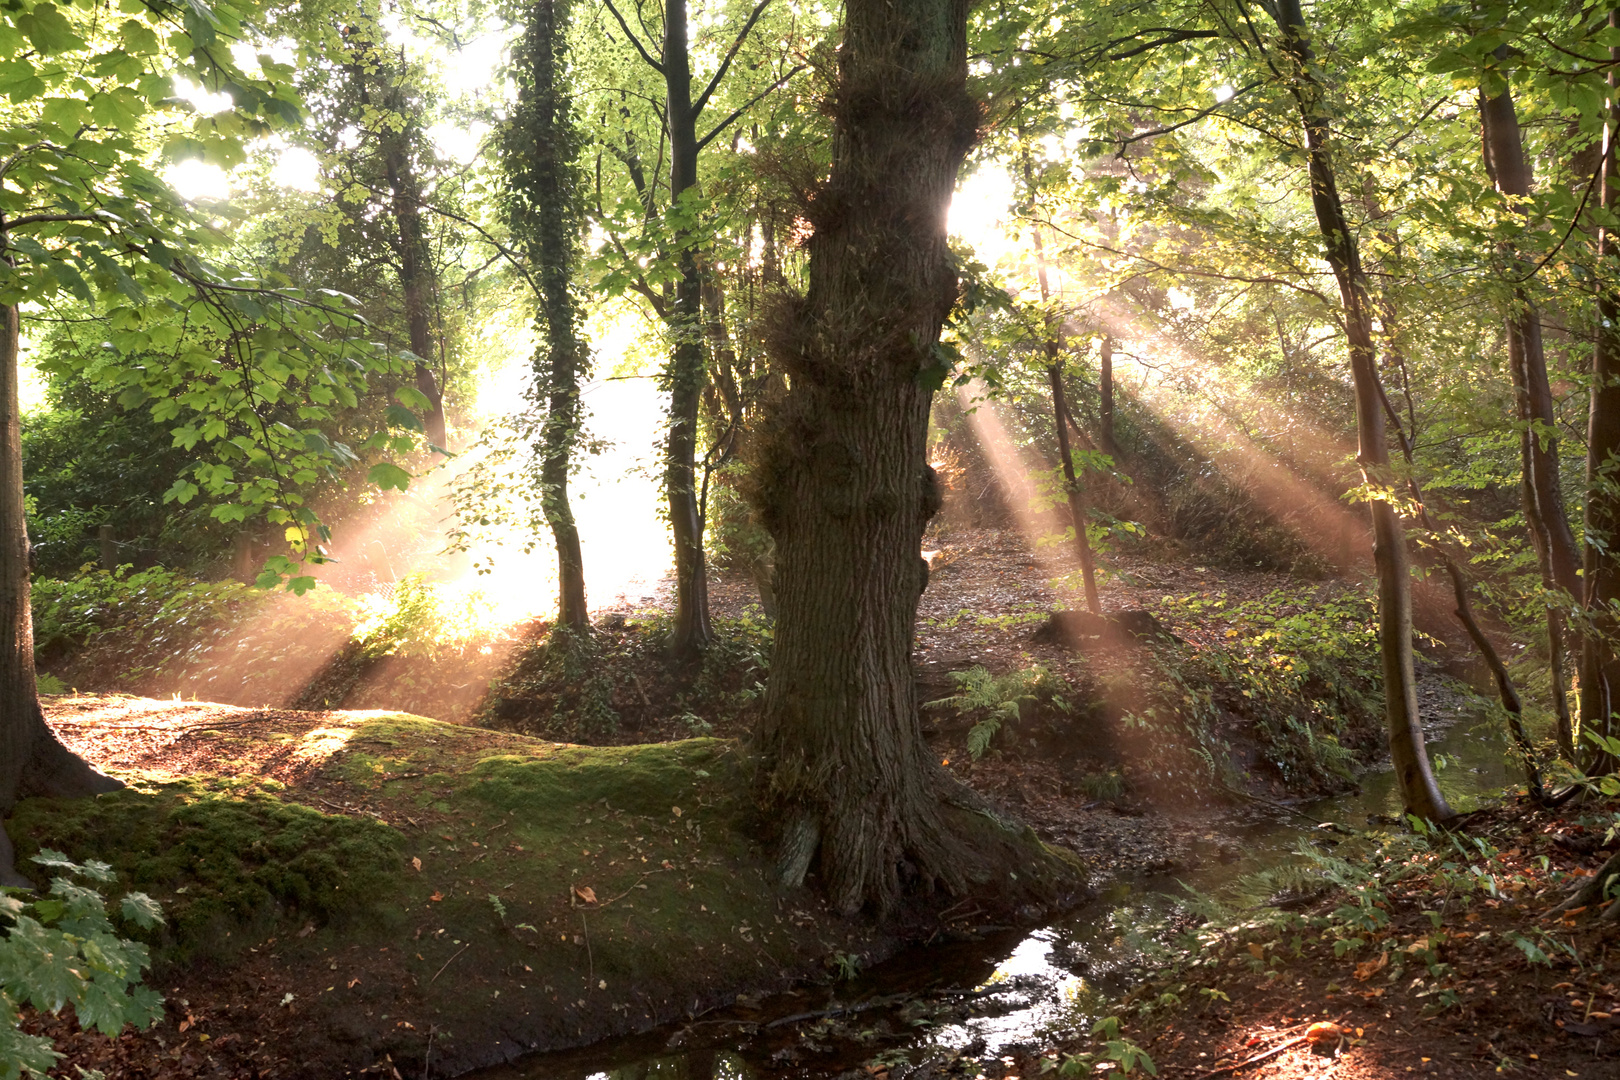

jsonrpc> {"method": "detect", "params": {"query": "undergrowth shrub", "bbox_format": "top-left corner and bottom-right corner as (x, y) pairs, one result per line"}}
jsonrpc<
(927, 664), (1069, 759)
(480, 611), (774, 744)
(1143, 585), (1380, 793)
(1, 850), (164, 1080)
(32, 565), (359, 703)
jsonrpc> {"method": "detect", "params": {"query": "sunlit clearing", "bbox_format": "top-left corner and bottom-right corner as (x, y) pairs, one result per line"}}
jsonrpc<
(165, 159), (230, 202)
(1086, 296), (1371, 570)
(949, 165), (1017, 265)
(954, 380), (1067, 580)
(271, 146), (323, 192)
(439, 33), (509, 99)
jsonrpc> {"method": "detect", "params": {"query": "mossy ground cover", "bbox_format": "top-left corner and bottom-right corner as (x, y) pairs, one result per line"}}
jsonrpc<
(13, 700), (888, 1078)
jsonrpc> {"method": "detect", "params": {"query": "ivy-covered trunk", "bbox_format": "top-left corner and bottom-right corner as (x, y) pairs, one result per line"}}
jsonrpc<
(0, 302), (121, 887)
(507, 0), (589, 630)
(1270, 0), (1451, 820)
(753, 0), (1081, 915)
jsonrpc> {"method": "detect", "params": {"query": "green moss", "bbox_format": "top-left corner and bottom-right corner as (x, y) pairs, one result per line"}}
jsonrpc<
(8, 782), (405, 962)
(464, 739), (732, 819)
(8, 708), (900, 1068)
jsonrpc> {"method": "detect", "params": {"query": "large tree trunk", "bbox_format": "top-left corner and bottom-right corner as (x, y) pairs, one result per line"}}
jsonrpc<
(510, 0), (589, 630)
(0, 302), (122, 887)
(1271, 0), (1451, 820)
(1479, 56), (1582, 761)
(662, 0), (713, 655)
(1582, 16), (1620, 775)
(752, 0), (1081, 915)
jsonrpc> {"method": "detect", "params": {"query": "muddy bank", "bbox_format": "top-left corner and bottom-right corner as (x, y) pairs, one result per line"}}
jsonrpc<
(11, 696), (1078, 1079)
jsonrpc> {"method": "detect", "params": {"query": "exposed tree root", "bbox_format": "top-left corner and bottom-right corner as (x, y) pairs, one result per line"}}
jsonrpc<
(1546, 849), (1620, 920)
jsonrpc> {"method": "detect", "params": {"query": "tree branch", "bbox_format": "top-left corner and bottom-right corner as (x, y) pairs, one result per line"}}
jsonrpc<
(697, 64), (805, 150)
(693, 0), (774, 118)
(601, 0), (665, 74)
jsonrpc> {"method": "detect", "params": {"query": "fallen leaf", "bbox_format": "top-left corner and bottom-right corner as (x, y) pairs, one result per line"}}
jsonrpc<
(573, 884), (598, 904)
(662, 860), (674, 869)
(1247, 942), (1265, 960)
(348, 978), (361, 989)
(411, 857), (422, 872)
(429, 892), (445, 902)
(672, 806), (683, 817)
(1306, 1022), (1344, 1048)
(1354, 952), (1388, 981)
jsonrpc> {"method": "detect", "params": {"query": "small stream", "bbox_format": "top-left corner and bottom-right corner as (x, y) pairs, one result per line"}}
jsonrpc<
(476, 705), (1515, 1080)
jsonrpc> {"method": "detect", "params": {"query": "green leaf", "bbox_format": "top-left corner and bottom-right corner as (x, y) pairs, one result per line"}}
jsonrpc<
(118, 893), (163, 929)
(367, 462), (411, 492)
(384, 404), (424, 432)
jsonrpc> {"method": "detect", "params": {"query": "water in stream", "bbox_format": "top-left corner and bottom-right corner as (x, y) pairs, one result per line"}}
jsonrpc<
(477, 707), (1515, 1080)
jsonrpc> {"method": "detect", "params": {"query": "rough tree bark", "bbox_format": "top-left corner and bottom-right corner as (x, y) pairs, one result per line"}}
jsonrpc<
(1478, 53), (1581, 761)
(507, 0), (589, 630)
(0, 300), (122, 887)
(1270, 0), (1452, 820)
(752, 0), (1082, 915)
(1583, 14), (1620, 775)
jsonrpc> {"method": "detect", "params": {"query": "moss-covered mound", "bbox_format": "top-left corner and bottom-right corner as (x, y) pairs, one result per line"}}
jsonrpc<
(10, 705), (901, 1077)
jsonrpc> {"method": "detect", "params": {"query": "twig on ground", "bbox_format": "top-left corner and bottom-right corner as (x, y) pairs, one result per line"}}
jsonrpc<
(429, 945), (469, 984)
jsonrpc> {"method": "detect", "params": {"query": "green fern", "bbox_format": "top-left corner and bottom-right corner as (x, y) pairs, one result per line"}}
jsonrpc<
(928, 665), (1053, 760)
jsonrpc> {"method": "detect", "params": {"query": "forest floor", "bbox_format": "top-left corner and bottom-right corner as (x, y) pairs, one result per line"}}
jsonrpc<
(13, 521), (1597, 1079)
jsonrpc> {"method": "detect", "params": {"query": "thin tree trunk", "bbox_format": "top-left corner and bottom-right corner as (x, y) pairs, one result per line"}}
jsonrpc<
(510, 0), (589, 630)
(354, 52), (448, 450)
(1271, 0), (1452, 821)
(1479, 55), (1581, 761)
(1029, 226), (1099, 613)
(662, 0), (713, 655)
(0, 300), (122, 888)
(753, 0), (1078, 914)
(1099, 334), (1117, 459)
(1583, 14), (1620, 776)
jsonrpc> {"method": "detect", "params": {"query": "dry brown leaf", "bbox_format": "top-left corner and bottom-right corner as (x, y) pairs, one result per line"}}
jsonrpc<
(573, 884), (598, 904)
(1354, 951), (1388, 981)
(410, 857), (421, 872)
(1247, 942), (1265, 960)
(1305, 1022), (1345, 1047)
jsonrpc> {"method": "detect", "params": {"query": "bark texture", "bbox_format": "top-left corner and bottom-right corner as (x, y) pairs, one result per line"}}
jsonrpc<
(0, 302), (122, 887)
(662, 0), (714, 655)
(1271, 0), (1451, 820)
(1479, 60), (1581, 761)
(508, 0), (589, 629)
(1583, 25), (1620, 775)
(753, 0), (1080, 915)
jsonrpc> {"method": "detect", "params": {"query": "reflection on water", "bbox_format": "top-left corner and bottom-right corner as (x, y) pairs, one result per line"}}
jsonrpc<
(479, 709), (1514, 1080)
